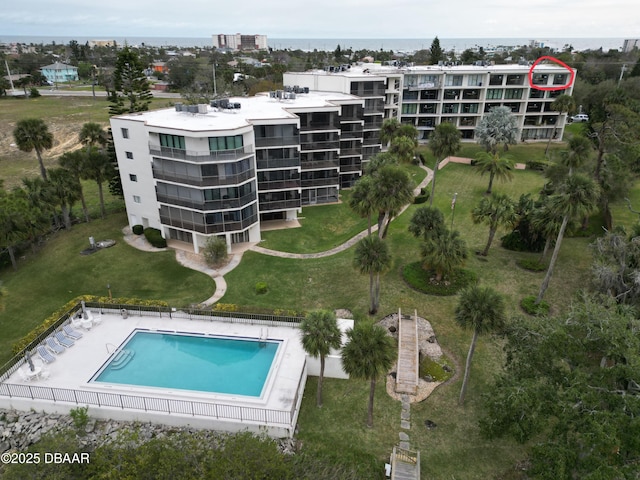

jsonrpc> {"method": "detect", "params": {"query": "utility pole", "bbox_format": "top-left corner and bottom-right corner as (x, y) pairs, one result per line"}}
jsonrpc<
(618, 64), (627, 88)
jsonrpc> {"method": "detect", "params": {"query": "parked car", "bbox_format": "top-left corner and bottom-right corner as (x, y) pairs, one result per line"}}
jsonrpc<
(571, 114), (589, 122)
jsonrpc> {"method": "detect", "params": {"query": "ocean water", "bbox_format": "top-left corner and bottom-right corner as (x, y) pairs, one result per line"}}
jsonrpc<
(0, 35), (626, 53)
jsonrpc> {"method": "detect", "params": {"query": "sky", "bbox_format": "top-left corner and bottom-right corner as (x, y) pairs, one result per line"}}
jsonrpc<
(1, 0), (638, 39)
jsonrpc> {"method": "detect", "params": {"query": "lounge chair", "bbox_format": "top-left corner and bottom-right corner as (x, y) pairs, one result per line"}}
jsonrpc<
(17, 368), (32, 382)
(63, 324), (83, 339)
(45, 337), (65, 355)
(37, 346), (56, 364)
(54, 331), (74, 348)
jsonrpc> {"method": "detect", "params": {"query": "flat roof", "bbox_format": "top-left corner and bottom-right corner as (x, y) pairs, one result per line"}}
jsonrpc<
(114, 90), (361, 132)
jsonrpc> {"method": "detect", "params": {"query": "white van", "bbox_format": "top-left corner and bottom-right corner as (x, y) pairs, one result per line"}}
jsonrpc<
(571, 114), (589, 122)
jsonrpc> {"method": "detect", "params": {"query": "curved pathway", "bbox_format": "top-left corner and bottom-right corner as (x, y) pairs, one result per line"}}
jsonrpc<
(122, 164), (434, 303)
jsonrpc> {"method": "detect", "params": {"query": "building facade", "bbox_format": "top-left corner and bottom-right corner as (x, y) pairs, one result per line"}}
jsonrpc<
(40, 62), (79, 83)
(212, 34), (268, 51)
(285, 62), (576, 143)
(110, 91), (378, 253)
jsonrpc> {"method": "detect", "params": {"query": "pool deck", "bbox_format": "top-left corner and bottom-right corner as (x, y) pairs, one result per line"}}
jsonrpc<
(2, 311), (308, 437)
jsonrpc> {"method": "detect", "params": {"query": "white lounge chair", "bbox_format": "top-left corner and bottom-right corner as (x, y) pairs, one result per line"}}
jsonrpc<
(17, 368), (32, 382)
(45, 337), (65, 355)
(37, 346), (56, 364)
(54, 331), (74, 348)
(63, 324), (83, 340)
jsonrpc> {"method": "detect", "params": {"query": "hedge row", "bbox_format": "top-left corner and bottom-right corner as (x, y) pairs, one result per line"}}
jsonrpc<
(143, 227), (167, 248)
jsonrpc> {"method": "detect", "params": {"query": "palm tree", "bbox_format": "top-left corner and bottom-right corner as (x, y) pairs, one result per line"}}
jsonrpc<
(341, 321), (395, 427)
(48, 168), (81, 230)
(59, 150), (90, 223)
(428, 122), (461, 206)
(536, 174), (600, 304)
(79, 122), (108, 151)
(471, 193), (518, 256)
(561, 135), (592, 176)
(379, 118), (400, 147)
(420, 229), (468, 281)
(0, 193), (29, 270)
(348, 175), (375, 235)
(530, 199), (564, 262)
(455, 285), (506, 405)
(299, 310), (342, 408)
(474, 151), (515, 194)
(474, 106), (519, 154)
(353, 235), (392, 315)
(13, 118), (54, 181)
(83, 147), (113, 219)
(389, 135), (417, 164)
(370, 165), (414, 239)
(545, 94), (576, 155)
(408, 205), (446, 242)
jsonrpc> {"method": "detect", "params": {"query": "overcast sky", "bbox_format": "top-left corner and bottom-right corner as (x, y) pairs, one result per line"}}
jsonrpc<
(1, 0), (637, 39)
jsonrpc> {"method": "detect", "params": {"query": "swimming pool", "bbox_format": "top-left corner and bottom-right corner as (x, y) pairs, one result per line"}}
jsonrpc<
(92, 330), (280, 397)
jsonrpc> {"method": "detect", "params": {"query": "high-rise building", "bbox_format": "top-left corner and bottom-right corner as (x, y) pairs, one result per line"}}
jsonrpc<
(212, 34), (268, 51)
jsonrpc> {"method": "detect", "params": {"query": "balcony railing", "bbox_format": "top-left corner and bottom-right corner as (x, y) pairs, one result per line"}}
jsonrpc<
(259, 199), (302, 211)
(301, 177), (340, 188)
(257, 179), (301, 191)
(300, 141), (340, 151)
(160, 213), (258, 235)
(254, 136), (300, 148)
(301, 159), (340, 170)
(156, 191), (257, 211)
(152, 169), (255, 187)
(149, 144), (254, 162)
(256, 158), (300, 170)
(340, 130), (364, 139)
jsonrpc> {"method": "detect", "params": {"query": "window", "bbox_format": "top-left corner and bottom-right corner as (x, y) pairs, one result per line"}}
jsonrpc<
(401, 103), (418, 115)
(486, 89), (503, 100)
(506, 74), (525, 86)
(489, 74), (503, 86)
(444, 89), (461, 100)
(444, 75), (463, 87)
(505, 89), (523, 99)
(121, 128), (129, 139)
(125, 151), (133, 159)
(129, 174), (137, 182)
(159, 134), (185, 150)
(133, 195), (141, 203)
(420, 104), (437, 114)
(209, 135), (243, 151)
(443, 103), (458, 114)
(462, 103), (479, 114)
(553, 74), (568, 85)
(532, 73), (549, 85)
(462, 89), (480, 100)
(529, 89), (545, 98)
(467, 74), (483, 86)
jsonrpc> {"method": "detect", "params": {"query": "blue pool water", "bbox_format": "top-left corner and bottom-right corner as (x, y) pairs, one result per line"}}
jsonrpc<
(93, 331), (279, 396)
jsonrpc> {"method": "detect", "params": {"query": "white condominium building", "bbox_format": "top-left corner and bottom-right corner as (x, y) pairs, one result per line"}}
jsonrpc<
(212, 34), (268, 51)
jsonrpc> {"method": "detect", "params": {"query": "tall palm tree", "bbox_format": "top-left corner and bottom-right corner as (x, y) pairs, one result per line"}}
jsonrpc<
(353, 235), (392, 315)
(389, 135), (417, 164)
(13, 118), (54, 181)
(0, 193), (29, 270)
(536, 174), (600, 304)
(428, 122), (461, 206)
(530, 199), (565, 262)
(348, 175), (375, 235)
(47, 167), (81, 230)
(59, 150), (90, 223)
(546, 94), (576, 155)
(474, 151), (515, 194)
(455, 285), (506, 405)
(471, 193), (518, 256)
(299, 310), (342, 408)
(83, 147), (113, 219)
(379, 118), (400, 147)
(408, 205), (446, 242)
(420, 229), (468, 281)
(79, 122), (108, 151)
(561, 135), (592, 176)
(370, 165), (414, 239)
(341, 321), (395, 428)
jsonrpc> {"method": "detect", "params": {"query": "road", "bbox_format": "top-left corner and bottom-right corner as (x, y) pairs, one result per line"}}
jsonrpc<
(35, 88), (182, 99)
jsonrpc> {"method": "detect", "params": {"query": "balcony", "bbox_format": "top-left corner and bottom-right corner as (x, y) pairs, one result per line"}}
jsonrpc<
(256, 157), (300, 170)
(259, 198), (302, 211)
(301, 176), (340, 188)
(156, 191), (257, 211)
(300, 140), (340, 151)
(254, 136), (299, 148)
(149, 144), (254, 162)
(257, 179), (301, 191)
(160, 214), (258, 235)
(152, 168), (255, 187)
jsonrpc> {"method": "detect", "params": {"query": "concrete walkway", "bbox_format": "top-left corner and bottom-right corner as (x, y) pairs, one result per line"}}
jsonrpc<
(121, 163), (436, 302)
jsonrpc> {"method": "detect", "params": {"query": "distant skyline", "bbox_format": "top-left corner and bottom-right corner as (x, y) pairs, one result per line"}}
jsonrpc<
(1, 0), (638, 39)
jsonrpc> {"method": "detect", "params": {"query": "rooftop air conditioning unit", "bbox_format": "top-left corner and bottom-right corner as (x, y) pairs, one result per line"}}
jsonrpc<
(175, 102), (183, 112)
(198, 104), (208, 114)
(187, 105), (198, 114)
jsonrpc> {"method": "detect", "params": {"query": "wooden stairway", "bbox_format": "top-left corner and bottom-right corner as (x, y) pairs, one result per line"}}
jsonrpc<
(395, 309), (419, 395)
(391, 446), (420, 480)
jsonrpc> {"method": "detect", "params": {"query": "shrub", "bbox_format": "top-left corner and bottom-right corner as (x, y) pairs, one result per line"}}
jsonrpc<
(526, 159), (550, 171)
(402, 262), (477, 296)
(29, 87), (41, 98)
(202, 236), (228, 267)
(255, 282), (268, 295)
(419, 356), (454, 382)
(520, 295), (550, 316)
(516, 258), (547, 272)
(132, 224), (144, 235)
(143, 228), (167, 248)
(69, 406), (89, 433)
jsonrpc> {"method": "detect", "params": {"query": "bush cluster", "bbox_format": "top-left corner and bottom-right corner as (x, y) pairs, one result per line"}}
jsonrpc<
(402, 262), (477, 296)
(143, 228), (167, 248)
(520, 295), (550, 316)
(255, 282), (268, 294)
(413, 188), (430, 205)
(132, 224), (144, 235)
(516, 258), (547, 272)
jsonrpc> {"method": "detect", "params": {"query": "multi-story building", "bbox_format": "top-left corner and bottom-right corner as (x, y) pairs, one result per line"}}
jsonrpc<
(212, 34), (268, 51)
(110, 90), (377, 253)
(285, 62), (576, 143)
